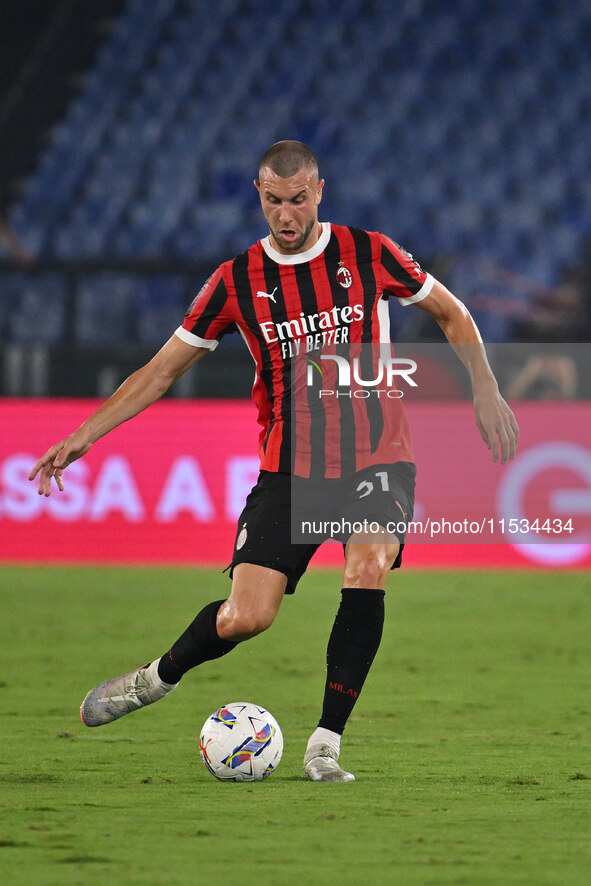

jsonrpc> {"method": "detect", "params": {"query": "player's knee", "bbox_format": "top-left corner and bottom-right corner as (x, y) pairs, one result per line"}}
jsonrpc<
(217, 603), (276, 642)
(343, 544), (399, 588)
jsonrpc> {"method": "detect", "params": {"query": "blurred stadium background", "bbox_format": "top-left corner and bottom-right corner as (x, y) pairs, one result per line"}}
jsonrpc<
(1, 9), (590, 882)
(0, 0), (590, 570)
(1, 0), (590, 398)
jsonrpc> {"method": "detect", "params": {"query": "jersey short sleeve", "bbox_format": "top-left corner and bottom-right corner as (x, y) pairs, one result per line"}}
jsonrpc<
(379, 234), (434, 305)
(175, 265), (235, 350)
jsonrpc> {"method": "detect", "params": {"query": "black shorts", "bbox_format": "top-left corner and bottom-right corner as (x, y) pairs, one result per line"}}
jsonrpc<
(226, 463), (416, 594)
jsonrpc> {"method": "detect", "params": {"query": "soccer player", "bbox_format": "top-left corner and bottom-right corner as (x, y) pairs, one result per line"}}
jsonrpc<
(29, 141), (518, 782)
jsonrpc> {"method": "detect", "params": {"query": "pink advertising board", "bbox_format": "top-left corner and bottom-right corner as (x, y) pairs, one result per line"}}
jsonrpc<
(1, 399), (590, 569)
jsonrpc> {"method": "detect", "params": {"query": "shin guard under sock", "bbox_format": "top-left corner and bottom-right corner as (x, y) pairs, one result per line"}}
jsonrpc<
(157, 599), (237, 683)
(318, 587), (385, 735)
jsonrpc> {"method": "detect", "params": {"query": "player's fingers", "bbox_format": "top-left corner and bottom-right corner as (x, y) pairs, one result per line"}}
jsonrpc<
(497, 423), (511, 465)
(480, 420), (499, 461)
(476, 418), (491, 449)
(55, 469), (64, 492)
(29, 441), (66, 481)
(28, 451), (56, 481)
(507, 421), (518, 461)
(33, 460), (63, 496)
(37, 466), (52, 497)
(500, 409), (519, 461)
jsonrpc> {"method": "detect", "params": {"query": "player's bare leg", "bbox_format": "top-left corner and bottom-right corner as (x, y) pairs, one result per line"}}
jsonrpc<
(304, 531), (399, 782)
(215, 564), (287, 641)
(80, 565), (287, 727)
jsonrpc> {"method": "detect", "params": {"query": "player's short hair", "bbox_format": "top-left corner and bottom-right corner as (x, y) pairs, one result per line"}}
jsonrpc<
(259, 141), (319, 178)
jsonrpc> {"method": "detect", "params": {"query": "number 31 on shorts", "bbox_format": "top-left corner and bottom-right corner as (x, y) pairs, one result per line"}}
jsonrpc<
(356, 471), (390, 499)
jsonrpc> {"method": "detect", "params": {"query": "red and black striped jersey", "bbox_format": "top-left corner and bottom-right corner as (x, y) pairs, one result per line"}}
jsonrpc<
(176, 222), (434, 476)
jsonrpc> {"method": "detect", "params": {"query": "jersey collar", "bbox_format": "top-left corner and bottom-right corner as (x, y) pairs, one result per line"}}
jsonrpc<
(260, 222), (331, 264)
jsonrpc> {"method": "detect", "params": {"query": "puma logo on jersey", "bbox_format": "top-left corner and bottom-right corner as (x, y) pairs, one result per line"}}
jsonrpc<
(256, 287), (278, 303)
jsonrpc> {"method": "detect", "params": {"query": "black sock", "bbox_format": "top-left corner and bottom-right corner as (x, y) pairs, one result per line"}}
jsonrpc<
(157, 599), (237, 684)
(318, 588), (385, 735)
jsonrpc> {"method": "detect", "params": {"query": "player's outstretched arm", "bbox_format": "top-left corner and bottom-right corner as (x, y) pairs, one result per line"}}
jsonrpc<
(417, 281), (519, 464)
(29, 335), (207, 496)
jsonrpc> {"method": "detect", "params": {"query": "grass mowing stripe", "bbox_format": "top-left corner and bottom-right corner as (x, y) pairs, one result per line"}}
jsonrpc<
(0, 566), (590, 885)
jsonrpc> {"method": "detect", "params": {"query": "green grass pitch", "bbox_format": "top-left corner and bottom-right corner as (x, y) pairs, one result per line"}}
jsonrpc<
(1, 566), (590, 885)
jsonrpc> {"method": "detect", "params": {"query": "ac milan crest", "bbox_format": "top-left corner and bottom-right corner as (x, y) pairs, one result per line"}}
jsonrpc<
(336, 262), (353, 289)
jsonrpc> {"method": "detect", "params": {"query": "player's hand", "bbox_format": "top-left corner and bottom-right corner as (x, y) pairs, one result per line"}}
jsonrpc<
(473, 388), (519, 465)
(28, 431), (93, 496)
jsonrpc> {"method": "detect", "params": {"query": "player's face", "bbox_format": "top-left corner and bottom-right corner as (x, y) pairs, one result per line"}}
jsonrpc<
(255, 167), (324, 254)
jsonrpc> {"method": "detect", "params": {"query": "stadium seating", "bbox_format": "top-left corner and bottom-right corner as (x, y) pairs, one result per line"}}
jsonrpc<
(2, 273), (66, 345)
(5, 0), (591, 344)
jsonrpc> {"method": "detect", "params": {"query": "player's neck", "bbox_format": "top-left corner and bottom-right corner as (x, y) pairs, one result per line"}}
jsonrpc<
(303, 222), (323, 252)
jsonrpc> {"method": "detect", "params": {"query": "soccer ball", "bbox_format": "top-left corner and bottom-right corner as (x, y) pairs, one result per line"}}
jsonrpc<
(199, 702), (283, 782)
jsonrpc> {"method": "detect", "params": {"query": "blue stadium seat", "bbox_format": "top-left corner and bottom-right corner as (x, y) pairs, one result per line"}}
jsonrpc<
(5, 275), (66, 345)
(74, 275), (140, 344)
(7, 0), (590, 343)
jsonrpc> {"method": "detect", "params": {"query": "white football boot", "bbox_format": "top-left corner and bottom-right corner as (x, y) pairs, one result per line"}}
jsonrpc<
(80, 659), (177, 727)
(303, 743), (355, 782)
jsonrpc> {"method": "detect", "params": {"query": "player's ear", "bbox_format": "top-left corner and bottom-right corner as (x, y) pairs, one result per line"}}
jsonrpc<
(316, 178), (325, 205)
(254, 179), (261, 194)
